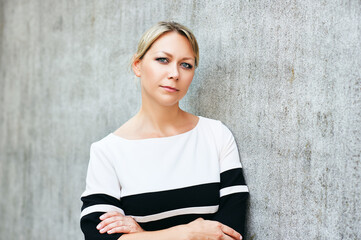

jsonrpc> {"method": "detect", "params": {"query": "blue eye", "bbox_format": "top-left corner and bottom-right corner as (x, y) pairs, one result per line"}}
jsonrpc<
(156, 58), (168, 63)
(181, 63), (193, 69)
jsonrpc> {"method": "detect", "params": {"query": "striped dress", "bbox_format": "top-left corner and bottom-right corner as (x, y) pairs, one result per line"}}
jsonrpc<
(80, 116), (249, 240)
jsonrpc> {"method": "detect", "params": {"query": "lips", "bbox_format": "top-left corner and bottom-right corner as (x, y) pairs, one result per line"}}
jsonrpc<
(160, 85), (179, 92)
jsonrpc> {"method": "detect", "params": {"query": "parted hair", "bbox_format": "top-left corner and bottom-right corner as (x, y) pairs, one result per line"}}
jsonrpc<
(132, 21), (199, 68)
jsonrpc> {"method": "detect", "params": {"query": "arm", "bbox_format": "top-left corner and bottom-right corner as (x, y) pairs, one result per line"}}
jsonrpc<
(118, 224), (186, 240)
(80, 143), (125, 240)
(97, 213), (242, 240)
(119, 218), (242, 240)
(212, 122), (249, 236)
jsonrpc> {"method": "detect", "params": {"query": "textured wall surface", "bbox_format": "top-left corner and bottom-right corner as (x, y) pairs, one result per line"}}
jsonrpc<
(0, 0), (360, 239)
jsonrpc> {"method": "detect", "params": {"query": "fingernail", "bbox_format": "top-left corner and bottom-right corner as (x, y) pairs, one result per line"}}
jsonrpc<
(100, 228), (105, 233)
(240, 237), (242, 240)
(96, 224), (101, 230)
(108, 230), (113, 234)
(99, 215), (104, 220)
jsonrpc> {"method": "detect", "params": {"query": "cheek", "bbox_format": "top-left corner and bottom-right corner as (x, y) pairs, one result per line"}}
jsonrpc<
(142, 63), (166, 81)
(183, 72), (195, 86)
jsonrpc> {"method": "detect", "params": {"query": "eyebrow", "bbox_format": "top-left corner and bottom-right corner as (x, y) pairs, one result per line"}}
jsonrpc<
(155, 51), (195, 61)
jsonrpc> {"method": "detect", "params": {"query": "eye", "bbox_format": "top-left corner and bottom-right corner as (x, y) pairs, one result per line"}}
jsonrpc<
(156, 57), (168, 63)
(181, 62), (193, 69)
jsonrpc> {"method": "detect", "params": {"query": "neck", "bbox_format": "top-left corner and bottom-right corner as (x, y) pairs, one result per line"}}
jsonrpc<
(135, 95), (185, 133)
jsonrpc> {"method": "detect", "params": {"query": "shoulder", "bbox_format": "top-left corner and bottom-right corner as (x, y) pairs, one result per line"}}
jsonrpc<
(199, 116), (233, 137)
(88, 133), (120, 160)
(198, 116), (237, 151)
(198, 115), (221, 127)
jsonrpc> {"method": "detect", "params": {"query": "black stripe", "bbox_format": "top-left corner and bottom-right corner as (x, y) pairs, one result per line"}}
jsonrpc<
(120, 182), (220, 216)
(81, 194), (121, 211)
(220, 168), (246, 189)
(212, 191), (249, 236)
(139, 213), (215, 231)
(80, 212), (123, 240)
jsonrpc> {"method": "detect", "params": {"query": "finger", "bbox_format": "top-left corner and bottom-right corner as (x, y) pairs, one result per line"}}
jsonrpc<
(99, 211), (124, 220)
(107, 226), (131, 234)
(100, 220), (124, 233)
(97, 216), (123, 230)
(221, 234), (237, 240)
(220, 224), (241, 240)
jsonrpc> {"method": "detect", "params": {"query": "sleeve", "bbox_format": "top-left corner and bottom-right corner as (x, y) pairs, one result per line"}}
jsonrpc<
(80, 142), (124, 240)
(212, 122), (249, 237)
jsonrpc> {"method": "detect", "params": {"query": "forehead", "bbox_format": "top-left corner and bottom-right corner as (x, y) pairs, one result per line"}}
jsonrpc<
(147, 32), (195, 57)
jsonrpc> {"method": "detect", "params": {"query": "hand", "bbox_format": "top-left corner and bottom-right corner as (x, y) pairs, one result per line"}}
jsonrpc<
(96, 211), (144, 234)
(185, 218), (242, 240)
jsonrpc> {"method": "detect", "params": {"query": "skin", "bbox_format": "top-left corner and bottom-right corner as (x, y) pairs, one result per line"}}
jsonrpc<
(99, 31), (242, 240)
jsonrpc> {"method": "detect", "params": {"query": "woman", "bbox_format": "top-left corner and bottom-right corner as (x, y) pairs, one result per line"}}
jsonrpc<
(80, 21), (249, 240)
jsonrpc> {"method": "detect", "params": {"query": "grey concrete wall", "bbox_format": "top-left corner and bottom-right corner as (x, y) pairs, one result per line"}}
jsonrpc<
(0, 0), (360, 239)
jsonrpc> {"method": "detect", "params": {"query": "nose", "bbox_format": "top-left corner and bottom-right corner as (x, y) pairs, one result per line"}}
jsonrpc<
(168, 63), (179, 80)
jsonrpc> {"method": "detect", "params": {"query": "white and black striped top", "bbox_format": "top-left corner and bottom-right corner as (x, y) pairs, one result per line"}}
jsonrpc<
(80, 116), (249, 240)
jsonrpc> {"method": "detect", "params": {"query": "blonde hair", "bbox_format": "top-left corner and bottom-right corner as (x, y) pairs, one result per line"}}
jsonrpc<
(133, 21), (199, 68)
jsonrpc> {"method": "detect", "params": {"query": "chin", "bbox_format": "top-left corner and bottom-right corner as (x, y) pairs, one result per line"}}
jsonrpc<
(156, 96), (182, 107)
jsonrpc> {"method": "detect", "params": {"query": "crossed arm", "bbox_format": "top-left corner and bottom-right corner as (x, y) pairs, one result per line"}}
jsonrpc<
(97, 211), (243, 240)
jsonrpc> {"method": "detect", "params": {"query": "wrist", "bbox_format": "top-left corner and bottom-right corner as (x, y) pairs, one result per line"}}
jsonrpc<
(173, 224), (193, 240)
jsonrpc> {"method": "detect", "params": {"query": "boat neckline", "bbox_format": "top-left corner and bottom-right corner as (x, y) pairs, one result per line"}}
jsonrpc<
(109, 116), (202, 141)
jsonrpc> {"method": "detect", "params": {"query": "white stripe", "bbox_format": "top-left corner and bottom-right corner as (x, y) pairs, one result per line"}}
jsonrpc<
(220, 185), (249, 197)
(80, 204), (125, 219)
(131, 205), (219, 223)
(220, 166), (242, 174)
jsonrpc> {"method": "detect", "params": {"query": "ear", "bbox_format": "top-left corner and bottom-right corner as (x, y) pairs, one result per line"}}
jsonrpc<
(132, 55), (142, 77)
